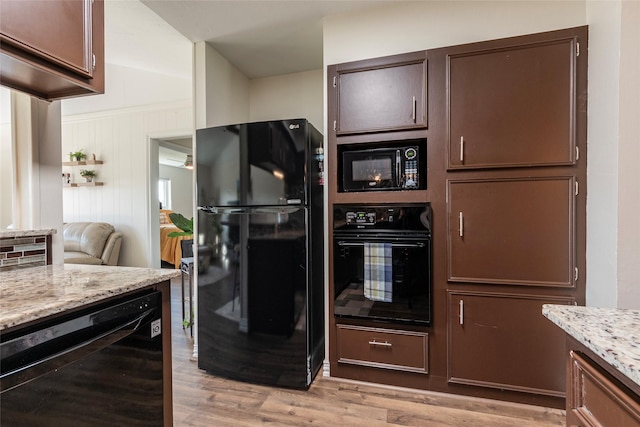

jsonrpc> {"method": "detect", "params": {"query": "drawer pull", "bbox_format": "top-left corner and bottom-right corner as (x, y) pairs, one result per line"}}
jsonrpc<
(368, 340), (392, 348)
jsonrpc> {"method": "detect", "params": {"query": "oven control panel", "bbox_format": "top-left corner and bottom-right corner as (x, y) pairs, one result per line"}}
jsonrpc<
(345, 211), (377, 225)
(334, 204), (431, 232)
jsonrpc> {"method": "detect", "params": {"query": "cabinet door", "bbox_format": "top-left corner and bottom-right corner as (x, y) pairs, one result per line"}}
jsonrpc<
(1, 0), (94, 77)
(335, 53), (426, 134)
(448, 291), (574, 396)
(568, 351), (640, 427)
(0, 0), (104, 99)
(447, 177), (575, 287)
(447, 37), (578, 169)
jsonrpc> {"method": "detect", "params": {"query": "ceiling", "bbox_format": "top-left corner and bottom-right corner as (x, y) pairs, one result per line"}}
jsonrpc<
(119, 0), (394, 166)
(140, 0), (396, 79)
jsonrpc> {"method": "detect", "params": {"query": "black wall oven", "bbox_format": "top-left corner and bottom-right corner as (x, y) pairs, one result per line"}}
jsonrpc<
(333, 204), (432, 326)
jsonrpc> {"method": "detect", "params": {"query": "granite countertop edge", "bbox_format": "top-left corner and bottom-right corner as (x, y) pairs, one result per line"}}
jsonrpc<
(543, 304), (640, 388)
(0, 229), (57, 239)
(0, 264), (180, 331)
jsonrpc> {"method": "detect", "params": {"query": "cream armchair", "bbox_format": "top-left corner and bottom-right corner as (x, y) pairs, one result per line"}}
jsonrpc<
(63, 222), (122, 266)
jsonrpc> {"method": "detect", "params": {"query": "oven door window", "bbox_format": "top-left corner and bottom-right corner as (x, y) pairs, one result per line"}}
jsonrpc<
(333, 237), (431, 325)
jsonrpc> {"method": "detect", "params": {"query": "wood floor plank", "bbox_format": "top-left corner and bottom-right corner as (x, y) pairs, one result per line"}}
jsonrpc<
(262, 388), (389, 422)
(169, 277), (566, 426)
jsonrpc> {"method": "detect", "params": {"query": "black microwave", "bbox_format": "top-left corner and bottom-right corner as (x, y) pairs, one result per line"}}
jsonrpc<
(340, 143), (424, 192)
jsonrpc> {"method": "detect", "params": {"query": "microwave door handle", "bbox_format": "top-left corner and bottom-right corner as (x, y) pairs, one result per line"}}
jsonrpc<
(396, 150), (401, 187)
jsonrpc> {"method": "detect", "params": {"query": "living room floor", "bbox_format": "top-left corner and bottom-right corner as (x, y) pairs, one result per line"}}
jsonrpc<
(169, 276), (565, 426)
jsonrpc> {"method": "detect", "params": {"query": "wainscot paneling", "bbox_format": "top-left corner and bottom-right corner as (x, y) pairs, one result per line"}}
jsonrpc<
(62, 101), (192, 268)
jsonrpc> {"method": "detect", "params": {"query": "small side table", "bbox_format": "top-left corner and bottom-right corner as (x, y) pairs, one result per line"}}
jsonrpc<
(180, 256), (194, 337)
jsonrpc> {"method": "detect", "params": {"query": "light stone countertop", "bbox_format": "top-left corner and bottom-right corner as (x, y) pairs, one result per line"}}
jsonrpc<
(0, 229), (57, 238)
(543, 304), (640, 388)
(0, 264), (180, 331)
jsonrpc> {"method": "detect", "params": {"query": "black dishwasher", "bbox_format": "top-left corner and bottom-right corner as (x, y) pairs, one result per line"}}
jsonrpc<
(0, 290), (164, 426)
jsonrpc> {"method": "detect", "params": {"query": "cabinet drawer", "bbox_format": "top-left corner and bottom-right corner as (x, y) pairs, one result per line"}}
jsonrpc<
(569, 351), (640, 427)
(336, 324), (428, 374)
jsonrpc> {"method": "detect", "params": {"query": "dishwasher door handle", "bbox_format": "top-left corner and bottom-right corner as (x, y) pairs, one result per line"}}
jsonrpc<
(0, 308), (154, 393)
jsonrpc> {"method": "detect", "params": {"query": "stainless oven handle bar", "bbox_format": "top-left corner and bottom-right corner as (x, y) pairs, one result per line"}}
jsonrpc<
(337, 241), (425, 248)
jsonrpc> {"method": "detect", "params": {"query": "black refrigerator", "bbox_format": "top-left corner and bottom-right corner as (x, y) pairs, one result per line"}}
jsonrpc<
(196, 118), (324, 389)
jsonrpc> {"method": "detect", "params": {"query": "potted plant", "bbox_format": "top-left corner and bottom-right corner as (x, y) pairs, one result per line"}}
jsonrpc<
(167, 213), (193, 237)
(69, 150), (87, 162)
(79, 169), (96, 182)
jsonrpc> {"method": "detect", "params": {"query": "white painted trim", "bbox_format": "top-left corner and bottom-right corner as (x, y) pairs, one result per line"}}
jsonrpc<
(323, 359), (331, 377)
(146, 128), (194, 268)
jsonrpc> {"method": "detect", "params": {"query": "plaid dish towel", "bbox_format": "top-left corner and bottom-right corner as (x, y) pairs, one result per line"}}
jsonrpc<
(364, 242), (393, 303)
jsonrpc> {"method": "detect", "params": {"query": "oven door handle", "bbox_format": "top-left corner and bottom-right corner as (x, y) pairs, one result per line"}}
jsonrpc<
(337, 241), (425, 248)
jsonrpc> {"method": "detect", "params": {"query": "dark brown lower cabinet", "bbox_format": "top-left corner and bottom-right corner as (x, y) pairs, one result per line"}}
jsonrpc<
(567, 349), (640, 427)
(448, 291), (574, 396)
(336, 324), (429, 374)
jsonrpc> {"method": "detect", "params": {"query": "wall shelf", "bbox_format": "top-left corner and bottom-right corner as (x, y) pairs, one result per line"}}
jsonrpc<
(62, 160), (103, 166)
(64, 182), (104, 187)
(63, 158), (104, 186)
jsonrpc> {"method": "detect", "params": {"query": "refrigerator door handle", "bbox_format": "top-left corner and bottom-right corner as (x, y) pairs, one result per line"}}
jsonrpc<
(198, 206), (303, 215)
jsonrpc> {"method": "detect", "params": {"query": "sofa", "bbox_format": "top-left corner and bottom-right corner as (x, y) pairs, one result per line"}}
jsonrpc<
(63, 222), (122, 266)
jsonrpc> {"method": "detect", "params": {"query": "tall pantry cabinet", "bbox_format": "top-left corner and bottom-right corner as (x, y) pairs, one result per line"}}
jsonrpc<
(327, 26), (587, 407)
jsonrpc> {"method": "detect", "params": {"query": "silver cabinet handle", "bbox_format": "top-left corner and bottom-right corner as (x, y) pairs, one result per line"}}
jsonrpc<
(459, 212), (464, 238)
(459, 300), (464, 325)
(460, 136), (464, 162)
(412, 96), (417, 123)
(368, 340), (392, 348)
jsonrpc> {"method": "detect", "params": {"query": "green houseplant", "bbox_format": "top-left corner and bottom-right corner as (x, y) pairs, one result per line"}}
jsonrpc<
(69, 150), (87, 162)
(167, 213), (193, 237)
(79, 169), (96, 182)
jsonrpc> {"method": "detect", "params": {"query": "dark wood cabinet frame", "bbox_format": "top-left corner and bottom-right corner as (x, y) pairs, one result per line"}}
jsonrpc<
(327, 26), (588, 409)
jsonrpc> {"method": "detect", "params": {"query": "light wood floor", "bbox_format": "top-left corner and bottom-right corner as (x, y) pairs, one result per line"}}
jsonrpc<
(169, 277), (565, 426)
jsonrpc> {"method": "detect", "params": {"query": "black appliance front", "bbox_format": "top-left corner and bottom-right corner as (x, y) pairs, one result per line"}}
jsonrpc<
(196, 118), (324, 390)
(196, 119), (318, 208)
(333, 204), (432, 326)
(197, 207), (324, 389)
(0, 291), (164, 426)
(338, 139), (425, 192)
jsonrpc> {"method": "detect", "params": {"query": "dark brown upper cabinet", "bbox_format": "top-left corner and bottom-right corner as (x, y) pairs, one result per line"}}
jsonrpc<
(447, 176), (576, 287)
(330, 51), (427, 135)
(0, 0), (104, 100)
(447, 31), (584, 170)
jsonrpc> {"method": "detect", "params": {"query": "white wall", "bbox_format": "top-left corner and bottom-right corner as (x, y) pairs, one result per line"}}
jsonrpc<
(615, 0), (640, 308)
(323, 1), (585, 66)
(62, 102), (192, 267)
(250, 69), (324, 131)
(195, 42), (250, 129)
(57, 0), (194, 268)
(62, 63), (191, 116)
(324, 0), (639, 309)
(159, 164), (193, 217)
(0, 88), (13, 229)
(585, 1), (621, 307)
(195, 43), (323, 130)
